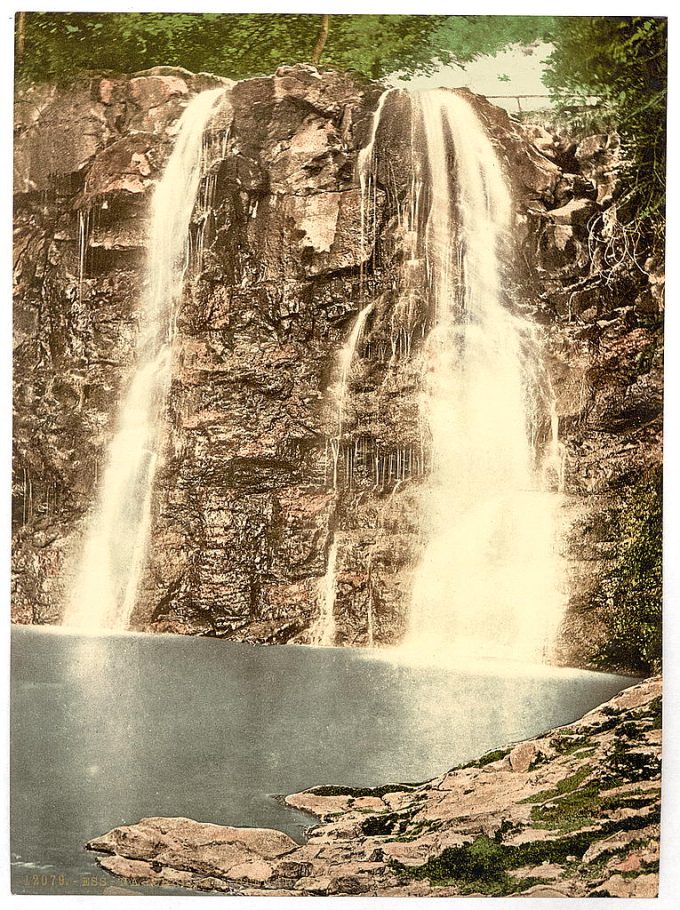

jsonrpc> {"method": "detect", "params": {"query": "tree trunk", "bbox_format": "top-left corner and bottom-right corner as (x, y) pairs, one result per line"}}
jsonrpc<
(16, 11), (26, 65)
(311, 14), (330, 66)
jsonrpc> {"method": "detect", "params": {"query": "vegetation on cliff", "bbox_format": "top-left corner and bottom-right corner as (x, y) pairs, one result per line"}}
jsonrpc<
(596, 468), (663, 674)
(544, 16), (667, 242)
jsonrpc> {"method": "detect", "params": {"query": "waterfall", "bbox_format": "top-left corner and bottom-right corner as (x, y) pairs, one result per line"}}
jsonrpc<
(310, 539), (339, 647)
(63, 87), (227, 632)
(310, 92), (392, 647)
(77, 208), (91, 306)
(328, 303), (374, 489)
(544, 398), (567, 493)
(313, 304), (374, 646)
(358, 89), (392, 271)
(405, 89), (565, 663)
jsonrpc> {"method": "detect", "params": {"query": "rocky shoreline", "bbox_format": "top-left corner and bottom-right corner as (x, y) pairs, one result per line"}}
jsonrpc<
(88, 675), (660, 897)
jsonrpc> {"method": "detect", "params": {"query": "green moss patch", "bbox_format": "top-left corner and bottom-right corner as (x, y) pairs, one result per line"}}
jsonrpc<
(308, 782), (420, 798)
(361, 809), (415, 837)
(625, 695), (662, 730)
(520, 766), (592, 805)
(601, 742), (661, 786)
(601, 789), (658, 812)
(530, 782), (601, 831)
(391, 835), (543, 895)
(392, 808), (661, 895)
(457, 746), (512, 770)
(551, 733), (590, 755)
(392, 829), (612, 894)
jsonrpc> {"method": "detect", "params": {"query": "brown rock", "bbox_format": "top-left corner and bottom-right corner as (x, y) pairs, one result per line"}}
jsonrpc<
(284, 791), (354, 820)
(612, 853), (641, 872)
(129, 75), (189, 109)
(520, 884), (569, 897)
(81, 134), (160, 202)
(575, 134), (609, 161)
(508, 741), (539, 772)
(14, 87), (110, 193)
(88, 816), (297, 884)
(594, 873), (658, 898)
(550, 197), (598, 227)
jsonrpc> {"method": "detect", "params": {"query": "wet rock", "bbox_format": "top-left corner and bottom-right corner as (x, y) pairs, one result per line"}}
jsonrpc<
(574, 133), (620, 204)
(81, 134), (159, 201)
(525, 123), (557, 158)
(14, 84), (110, 193)
(12, 69), (663, 665)
(554, 172), (598, 204)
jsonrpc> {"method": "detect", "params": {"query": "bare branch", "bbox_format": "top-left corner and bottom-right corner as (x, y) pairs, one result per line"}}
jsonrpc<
(311, 14), (330, 66)
(16, 11), (26, 64)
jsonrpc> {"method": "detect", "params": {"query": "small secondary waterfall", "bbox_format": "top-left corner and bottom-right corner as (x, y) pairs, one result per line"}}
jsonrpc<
(405, 89), (565, 663)
(313, 305), (374, 646)
(64, 87), (227, 632)
(310, 539), (339, 647)
(311, 91), (392, 646)
(328, 303), (375, 490)
(359, 89), (392, 271)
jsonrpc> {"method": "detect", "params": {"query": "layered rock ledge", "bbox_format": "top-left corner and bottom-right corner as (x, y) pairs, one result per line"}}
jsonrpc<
(88, 676), (661, 897)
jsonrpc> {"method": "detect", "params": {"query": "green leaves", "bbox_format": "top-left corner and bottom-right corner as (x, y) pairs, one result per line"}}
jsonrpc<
(17, 12), (551, 85)
(596, 467), (663, 674)
(544, 17), (667, 239)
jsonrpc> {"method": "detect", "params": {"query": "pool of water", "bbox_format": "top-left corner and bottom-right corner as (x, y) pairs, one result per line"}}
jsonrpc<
(11, 626), (635, 895)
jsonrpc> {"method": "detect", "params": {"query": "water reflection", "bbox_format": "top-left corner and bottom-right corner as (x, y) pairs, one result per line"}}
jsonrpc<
(11, 627), (636, 895)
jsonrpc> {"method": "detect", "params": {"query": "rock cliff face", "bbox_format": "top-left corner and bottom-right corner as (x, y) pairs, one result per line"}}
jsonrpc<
(87, 676), (661, 897)
(12, 66), (663, 665)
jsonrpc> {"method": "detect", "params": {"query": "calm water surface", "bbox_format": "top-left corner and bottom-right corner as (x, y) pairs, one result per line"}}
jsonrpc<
(11, 626), (635, 895)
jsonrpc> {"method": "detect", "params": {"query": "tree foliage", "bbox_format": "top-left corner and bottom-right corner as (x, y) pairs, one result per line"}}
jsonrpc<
(16, 13), (559, 85)
(543, 17), (667, 234)
(15, 13), (448, 83)
(428, 15), (553, 67)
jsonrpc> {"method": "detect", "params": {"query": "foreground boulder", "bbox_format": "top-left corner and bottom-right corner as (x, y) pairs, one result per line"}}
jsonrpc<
(88, 676), (661, 896)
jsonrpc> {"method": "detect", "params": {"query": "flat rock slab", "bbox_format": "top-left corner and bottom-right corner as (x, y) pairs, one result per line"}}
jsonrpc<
(88, 816), (297, 884)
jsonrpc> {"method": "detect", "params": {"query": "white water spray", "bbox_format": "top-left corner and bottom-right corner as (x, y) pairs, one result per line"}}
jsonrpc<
(405, 90), (565, 663)
(64, 88), (227, 632)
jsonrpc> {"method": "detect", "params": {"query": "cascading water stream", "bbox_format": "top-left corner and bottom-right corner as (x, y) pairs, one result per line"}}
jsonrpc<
(328, 302), (375, 490)
(309, 539), (339, 647)
(358, 89), (392, 275)
(312, 303), (374, 647)
(63, 87), (227, 632)
(405, 89), (565, 663)
(311, 93), (393, 647)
